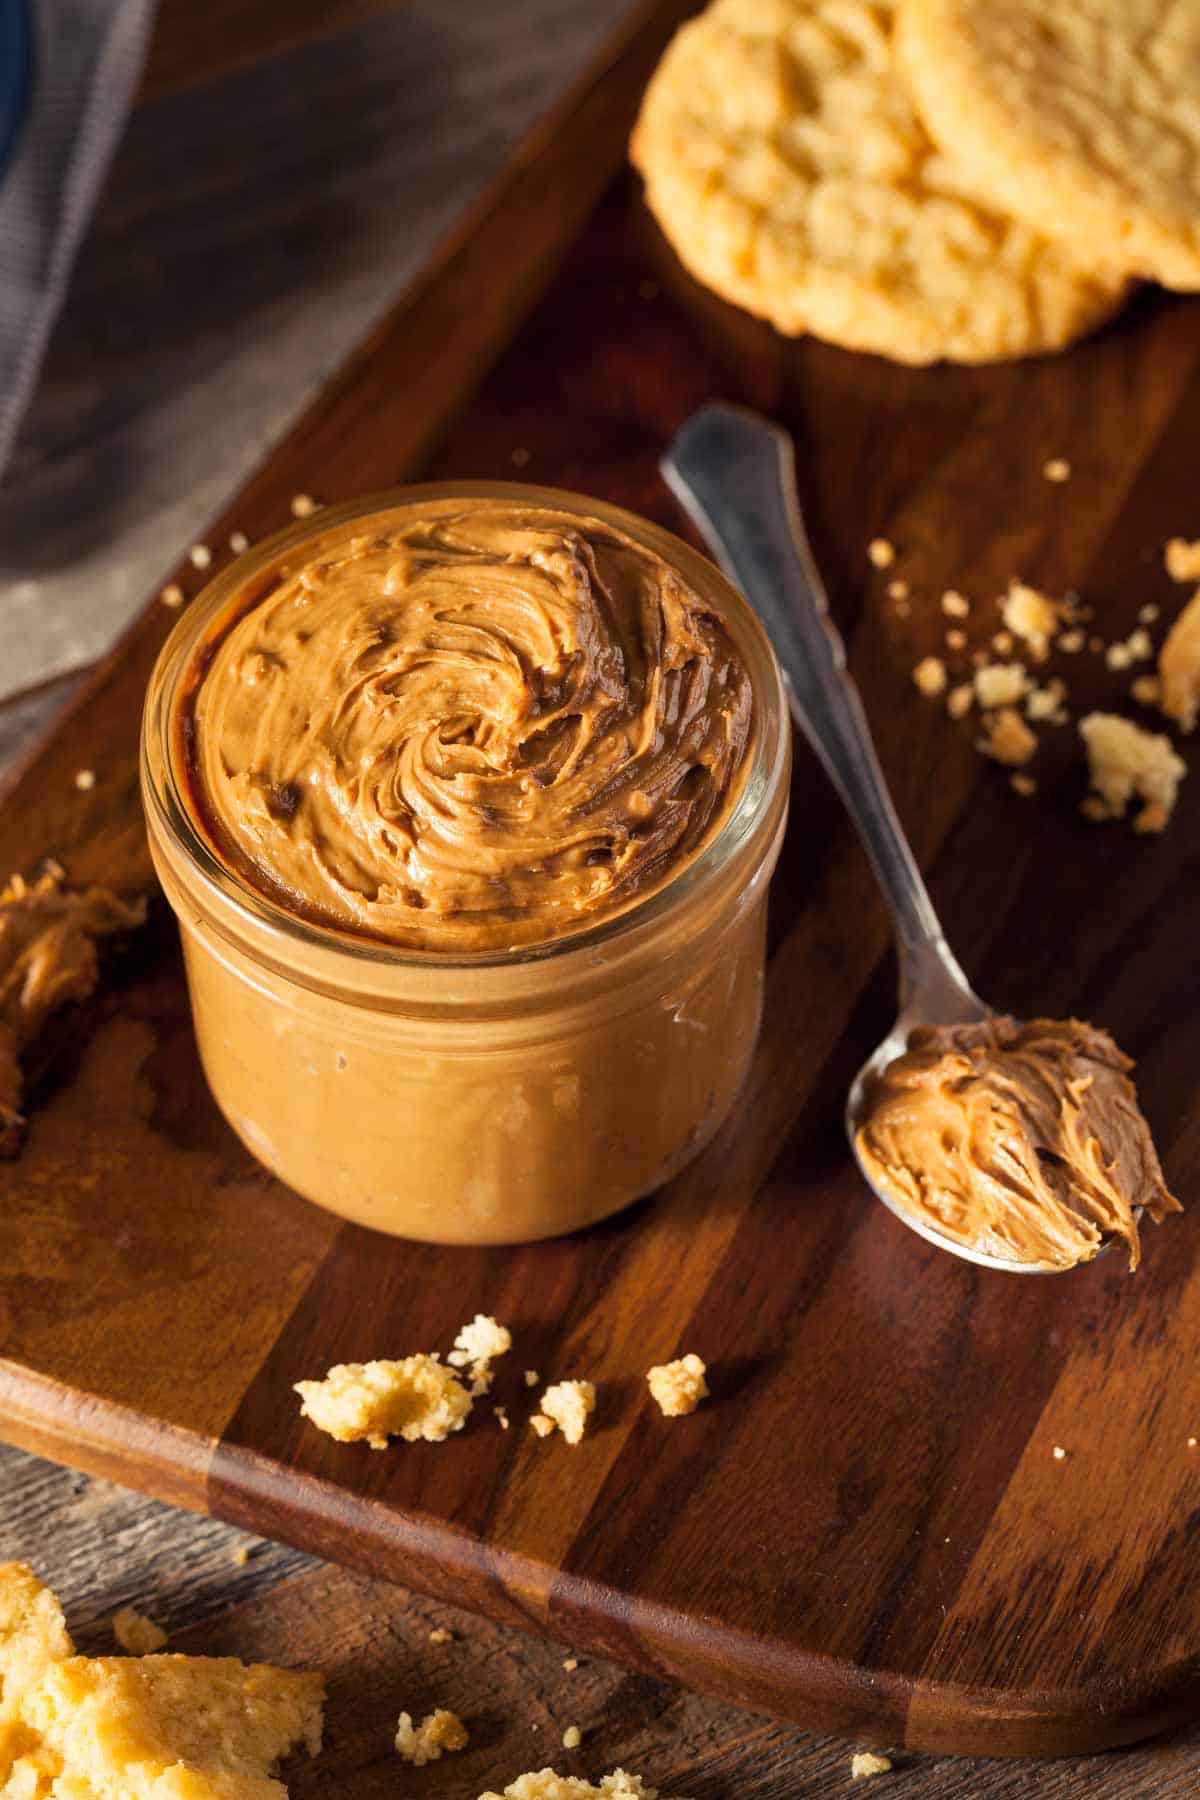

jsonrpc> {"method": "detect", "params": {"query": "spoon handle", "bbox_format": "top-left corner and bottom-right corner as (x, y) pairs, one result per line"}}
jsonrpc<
(662, 402), (973, 1007)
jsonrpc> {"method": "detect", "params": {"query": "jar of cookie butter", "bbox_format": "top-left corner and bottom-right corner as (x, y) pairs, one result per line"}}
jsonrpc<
(141, 484), (789, 1244)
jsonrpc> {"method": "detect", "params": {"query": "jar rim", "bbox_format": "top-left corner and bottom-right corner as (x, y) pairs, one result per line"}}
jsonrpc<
(140, 480), (790, 972)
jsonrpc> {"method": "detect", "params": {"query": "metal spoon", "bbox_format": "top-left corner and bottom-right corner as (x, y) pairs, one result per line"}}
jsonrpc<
(662, 401), (1090, 1274)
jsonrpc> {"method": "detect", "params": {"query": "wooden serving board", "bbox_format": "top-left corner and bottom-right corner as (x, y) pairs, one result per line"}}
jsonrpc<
(3, 0), (1200, 1759)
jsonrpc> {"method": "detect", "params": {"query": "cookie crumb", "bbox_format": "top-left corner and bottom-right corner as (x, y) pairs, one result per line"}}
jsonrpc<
(646, 1354), (708, 1417)
(887, 579), (910, 601)
(290, 494), (320, 518)
(1043, 458), (1071, 483)
(912, 656), (946, 699)
(992, 630), (1015, 656)
(73, 769), (96, 791)
(1189, 1437), (1197, 1449)
(1138, 603), (1159, 624)
(977, 707), (1036, 767)
(495, 1405), (510, 1430)
(295, 1355), (472, 1448)
(429, 1627), (453, 1644)
(160, 583), (184, 609)
(228, 531), (250, 554)
(189, 544), (212, 569)
(1010, 774), (1037, 797)
(1052, 1445), (1068, 1461)
(1079, 713), (1186, 832)
(974, 663), (1028, 709)
(562, 1657), (579, 1671)
(112, 1606), (166, 1655)
(394, 1709), (468, 1766)
(562, 1726), (582, 1751)
(1057, 628), (1085, 654)
(530, 1380), (595, 1446)
(941, 589), (969, 618)
(851, 1752), (893, 1779)
(1026, 685), (1068, 724)
(230, 1544), (251, 1568)
(524, 1370), (540, 1387)
(1165, 539), (1200, 583)
(1002, 580), (1062, 659)
(945, 628), (967, 652)
(1131, 675), (1161, 706)
(868, 538), (895, 569)
(946, 683), (973, 720)
(447, 1313), (512, 1393)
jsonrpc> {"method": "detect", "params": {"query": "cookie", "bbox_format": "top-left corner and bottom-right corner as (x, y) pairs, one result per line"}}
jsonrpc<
(629, 0), (1127, 365)
(895, 0), (1200, 290)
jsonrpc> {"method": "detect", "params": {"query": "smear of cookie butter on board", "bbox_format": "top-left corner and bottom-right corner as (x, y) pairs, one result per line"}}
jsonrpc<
(856, 1015), (1181, 1271)
(188, 505), (754, 951)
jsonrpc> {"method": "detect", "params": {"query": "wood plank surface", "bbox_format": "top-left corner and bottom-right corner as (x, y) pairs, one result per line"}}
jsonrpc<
(2, 0), (1200, 1767)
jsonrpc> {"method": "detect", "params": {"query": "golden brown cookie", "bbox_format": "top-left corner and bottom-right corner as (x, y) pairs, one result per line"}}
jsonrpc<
(895, 0), (1200, 290)
(630, 0), (1127, 364)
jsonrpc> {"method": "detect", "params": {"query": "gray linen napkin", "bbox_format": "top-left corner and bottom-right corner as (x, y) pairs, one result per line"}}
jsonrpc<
(0, 0), (155, 481)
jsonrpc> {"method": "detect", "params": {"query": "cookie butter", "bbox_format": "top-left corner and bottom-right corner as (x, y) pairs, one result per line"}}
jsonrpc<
(142, 485), (789, 1243)
(189, 506), (752, 950)
(856, 1015), (1181, 1271)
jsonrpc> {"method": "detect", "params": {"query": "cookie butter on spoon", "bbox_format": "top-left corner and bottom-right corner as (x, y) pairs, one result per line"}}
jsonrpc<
(664, 402), (1181, 1276)
(855, 1016), (1181, 1272)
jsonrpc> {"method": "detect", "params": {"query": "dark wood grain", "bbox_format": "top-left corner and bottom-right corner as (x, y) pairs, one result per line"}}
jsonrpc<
(2, 0), (1200, 1765)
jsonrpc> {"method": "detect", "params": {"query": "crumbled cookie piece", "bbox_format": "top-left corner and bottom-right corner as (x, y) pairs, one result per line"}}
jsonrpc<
(0, 1564), (323, 1800)
(231, 1545), (251, 1568)
(428, 1628), (453, 1645)
(524, 1370), (540, 1388)
(73, 769), (96, 791)
(1159, 588), (1200, 731)
(946, 684), (973, 720)
(1131, 675), (1162, 707)
(447, 1313), (512, 1393)
(530, 1381), (596, 1446)
(1052, 1445), (1069, 1461)
(912, 656), (946, 699)
(189, 543), (212, 570)
(974, 664), (1028, 708)
(941, 589), (969, 618)
(295, 1355), (472, 1448)
(1057, 628), (1086, 654)
(1001, 580), (1061, 659)
(495, 1406), (510, 1430)
(562, 1658), (579, 1672)
(868, 538), (895, 569)
(851, 1751), (894, 1778)
(1165, 539), (1200, 583)
(160, 583), (184, 609)
(977, 707), (1036, 767)
(290, 494), (320, 518)
(1106, 628), (1153, 672)
(991, 630), (1015, 656)
(945, 628), (967, 652)
(887, 579), (910, 602)
(112, 1608), (166, 1656)
(1010, 774), (1037, 797)
(1043, 459), (1071, 483)
(1139, 603), (1160, 625)
(479, 1771), (685, 1800)
(646, 1354), (708, 1418)
(395, 1708), (469, 1766)
(562, 1726), (582, 1750)
(1079, 713), (1186, 833)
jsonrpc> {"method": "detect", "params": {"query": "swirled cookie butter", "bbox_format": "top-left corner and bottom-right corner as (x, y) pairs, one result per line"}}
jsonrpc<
(856, 1015), (1181, 1271)
(186, 504), (754, 950)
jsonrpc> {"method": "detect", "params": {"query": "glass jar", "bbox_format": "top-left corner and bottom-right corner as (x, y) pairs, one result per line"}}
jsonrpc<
(140, 483), (790, 1245)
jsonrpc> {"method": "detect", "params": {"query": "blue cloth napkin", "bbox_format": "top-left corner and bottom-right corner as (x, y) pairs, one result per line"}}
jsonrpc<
(0, 0), (155, 480)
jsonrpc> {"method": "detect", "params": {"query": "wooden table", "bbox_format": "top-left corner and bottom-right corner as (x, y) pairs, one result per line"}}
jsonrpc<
(0, 3), (1197, 1794)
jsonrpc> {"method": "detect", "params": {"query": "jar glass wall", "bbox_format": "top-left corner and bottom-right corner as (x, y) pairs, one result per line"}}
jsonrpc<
(141, 483), (790, 1244)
